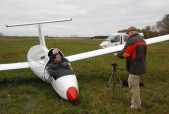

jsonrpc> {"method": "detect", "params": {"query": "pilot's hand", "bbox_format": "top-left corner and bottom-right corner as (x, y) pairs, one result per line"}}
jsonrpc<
(68, 63), (71, 68)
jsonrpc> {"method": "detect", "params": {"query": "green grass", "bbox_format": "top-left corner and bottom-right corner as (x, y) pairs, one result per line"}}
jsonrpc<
(0, 37), (169, 114)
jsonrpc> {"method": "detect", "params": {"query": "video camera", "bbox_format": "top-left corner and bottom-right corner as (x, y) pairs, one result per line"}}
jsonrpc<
(111, 62), (118, 71)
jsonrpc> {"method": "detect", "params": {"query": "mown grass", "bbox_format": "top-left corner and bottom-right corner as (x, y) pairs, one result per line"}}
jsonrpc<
(0, 37), (169, 114)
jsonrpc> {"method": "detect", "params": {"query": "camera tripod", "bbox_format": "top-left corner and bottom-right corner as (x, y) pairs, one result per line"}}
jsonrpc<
(107, 62), (123, 93)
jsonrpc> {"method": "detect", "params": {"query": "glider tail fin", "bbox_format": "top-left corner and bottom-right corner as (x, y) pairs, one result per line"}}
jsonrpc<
(6, 18), (72, 48)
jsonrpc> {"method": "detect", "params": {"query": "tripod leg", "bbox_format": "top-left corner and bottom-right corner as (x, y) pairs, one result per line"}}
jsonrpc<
(103, 72), (114, 97)
(117, 71), (123, 87)
(112, 72), (116, 93)
(107, 72), (113, 87)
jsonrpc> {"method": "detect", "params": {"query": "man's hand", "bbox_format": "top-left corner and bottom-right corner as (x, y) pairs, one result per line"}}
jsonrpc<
(113, 53), (117, 57)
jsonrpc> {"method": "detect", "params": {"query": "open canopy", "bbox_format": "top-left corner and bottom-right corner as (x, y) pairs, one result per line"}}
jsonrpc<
(27, 45), (49, 81)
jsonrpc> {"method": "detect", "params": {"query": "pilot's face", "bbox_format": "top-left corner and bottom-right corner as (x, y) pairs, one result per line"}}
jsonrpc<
(54, 55), (61, 63)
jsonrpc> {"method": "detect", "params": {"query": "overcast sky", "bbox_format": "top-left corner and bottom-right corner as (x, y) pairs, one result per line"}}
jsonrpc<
(0, 0), (169, 37)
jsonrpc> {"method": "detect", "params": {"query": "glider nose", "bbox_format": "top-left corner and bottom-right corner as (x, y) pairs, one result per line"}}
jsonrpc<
(66, 87), (78, 101)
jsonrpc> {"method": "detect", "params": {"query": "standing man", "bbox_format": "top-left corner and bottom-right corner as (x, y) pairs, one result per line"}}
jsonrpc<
(114, 26), (147, 111)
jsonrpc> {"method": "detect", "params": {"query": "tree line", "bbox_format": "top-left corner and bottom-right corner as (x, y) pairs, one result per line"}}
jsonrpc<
(118, 14), (169, 39)
(1, 14), (168, 38)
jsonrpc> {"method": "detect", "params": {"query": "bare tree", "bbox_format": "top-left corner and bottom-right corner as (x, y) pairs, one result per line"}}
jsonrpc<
(156, 14), (169, 34)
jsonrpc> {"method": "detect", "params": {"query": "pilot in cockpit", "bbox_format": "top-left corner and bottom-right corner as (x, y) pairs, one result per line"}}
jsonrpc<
(47, 54), (72, 79)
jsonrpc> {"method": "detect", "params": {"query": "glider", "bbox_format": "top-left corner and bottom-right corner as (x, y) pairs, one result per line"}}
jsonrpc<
(0, 18), (169, 101)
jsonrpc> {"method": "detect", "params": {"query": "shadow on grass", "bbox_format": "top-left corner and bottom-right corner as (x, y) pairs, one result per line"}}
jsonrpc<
(0, 76), (46, 90)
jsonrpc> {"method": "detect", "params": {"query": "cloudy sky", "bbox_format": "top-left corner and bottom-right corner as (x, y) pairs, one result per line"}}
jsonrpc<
(0, 0), (169, 37)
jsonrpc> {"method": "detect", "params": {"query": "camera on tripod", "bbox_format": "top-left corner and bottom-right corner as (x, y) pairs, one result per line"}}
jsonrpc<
(111, 62), (118, 71)
(106, 62), (123, 93)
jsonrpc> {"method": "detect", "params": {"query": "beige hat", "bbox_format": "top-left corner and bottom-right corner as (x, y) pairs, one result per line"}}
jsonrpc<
(126, 26), (137, 34)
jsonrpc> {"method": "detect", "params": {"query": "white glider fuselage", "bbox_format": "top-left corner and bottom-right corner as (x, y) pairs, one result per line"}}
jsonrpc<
(51, 75), (78, 100)
(27, 44), (79, 101)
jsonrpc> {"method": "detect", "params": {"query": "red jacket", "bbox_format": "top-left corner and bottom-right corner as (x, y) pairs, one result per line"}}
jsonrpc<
(117, 33), (147, 75)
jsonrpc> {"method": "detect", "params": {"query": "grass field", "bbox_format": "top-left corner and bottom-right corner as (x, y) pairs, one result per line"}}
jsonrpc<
(0, 37), (169, 114)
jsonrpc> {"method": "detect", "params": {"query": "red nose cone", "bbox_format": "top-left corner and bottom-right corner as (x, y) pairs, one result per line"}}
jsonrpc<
(66, 87), (78, 101)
